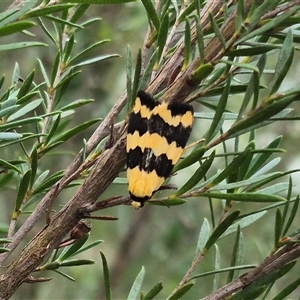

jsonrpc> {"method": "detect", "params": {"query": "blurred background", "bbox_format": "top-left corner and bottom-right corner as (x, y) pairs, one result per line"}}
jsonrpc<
(0, 1), (299, 299)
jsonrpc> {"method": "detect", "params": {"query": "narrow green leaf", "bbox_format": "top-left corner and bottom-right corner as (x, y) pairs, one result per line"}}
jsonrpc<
(156, 12), (169, 66)
(54, 69), (81, 91)
(17, 70), (35, 99)
(167, 282), (194, 300)
(191, 265), (255, 280)
(235, 0), (245, 31)
(0, 117), (42, 131)
(2, 96), (18, 110)
(0, 239), (11, 244)
(0, 133), (43, 148)
(37, 58), (50, 86)
(172, 151), (215, 198)
(194, 218), (210, 259)
(272, 278), (300, 300)
(0, 21), (36, 38)
(60, 259), (95, 267)
(11, 62), (20, 85)
(220, 59), (259, 73)
(51, 52), (61, 86)
(194, 14), (204, 63)
(59, 99), (94, 111)
(0, 159), (22, 174)
(7, 99), (42, 122)
(100, 251), (112, 300)
(257, 182), (289, 196)
(44, 114), (61, 146)
(227, 95), (296, 139)
(237, 142), (255, 181)
(69, 4), (90, 23)
(205, 75), (230, 143)
(209, 13), (225, 48)
(40, 261), (60, 271)
(243, 0), (282, 35)
(0, 132), (23, 141)
(282, 195), (299, 237)
(230, 261), (297, 300)
(126, 45), (133, 113)
(49, 118), (100, 145)
(227, 226), (244, 282)
(269, 30), (294, 96)
(0, 106), (19, 119)
(132, 48), (142, 108)
(0, 248), (10, 254)
(127, 266), (145, 300)
(209, 149), (251, 187)
(75, 240), (103, 255)
(53, 269), (75, 281)
(222, 211), (267, 238)
(173, 146), (206, 173)
(274, 208), (283, 248)
(37, 17), (57, 46)
(18, 90), (40, 105)
(0, 42), (47, 51)
(58, 234), (89, 262)
(177, 2), (196, 24)
(201, 192), (285, 203)
(140, 0), (160, 30)
(44, 15), (83, 28)
(245, 136), (282, 179)
(32, 170), (49, 190)
(281, 176), (293, 221)
(139, 50), (157, 91)
(208, 173), (282, 192)
(213, 244), (221, 291)
(21, 4), (75, 19)
(143, 282), (163, 300)
(229, 45), (278, 56)
(0, 0), (37, 27)
(69, 40), (110, 65)
(149, 198), (187, 206)
(238, 55), (265, 118)
(73, 54), (120, 67)
(182, 17), (191, 70)
(241, 5), (299, 43)
(14, 169), (32, 213)
(33, 170), (64, 194)
(229, 286), (267, 300)
(30, 148), (38, 189)
(204, 211), (240, 251)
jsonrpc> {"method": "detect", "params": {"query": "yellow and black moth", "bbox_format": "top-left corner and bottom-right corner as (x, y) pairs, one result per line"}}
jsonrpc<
(126, 90), (194, 208)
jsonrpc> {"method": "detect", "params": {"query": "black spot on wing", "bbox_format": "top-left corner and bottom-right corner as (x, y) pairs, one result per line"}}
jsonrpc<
(148, 114), (192, 148)
(127, 112), (148, 135)
(168, 102), (194, 116)
(155, 153), (174, 178)
(127, 147), (142, 169)
(127, 147), (174, 179)
(141, 148), (173, 177)
(137, 90), (157, 110)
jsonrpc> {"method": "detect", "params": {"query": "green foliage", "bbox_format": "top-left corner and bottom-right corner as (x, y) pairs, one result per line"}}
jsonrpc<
(0, 0), (300, 300)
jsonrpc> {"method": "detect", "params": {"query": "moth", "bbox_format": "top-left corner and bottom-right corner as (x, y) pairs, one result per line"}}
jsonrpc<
(126, 90), (194, 208)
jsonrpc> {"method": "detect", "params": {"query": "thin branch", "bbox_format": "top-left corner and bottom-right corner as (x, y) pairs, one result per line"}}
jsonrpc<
(201, 239), (300, 300)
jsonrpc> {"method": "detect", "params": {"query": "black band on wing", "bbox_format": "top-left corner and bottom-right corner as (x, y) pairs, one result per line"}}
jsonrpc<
(127, 147), (174, 178)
